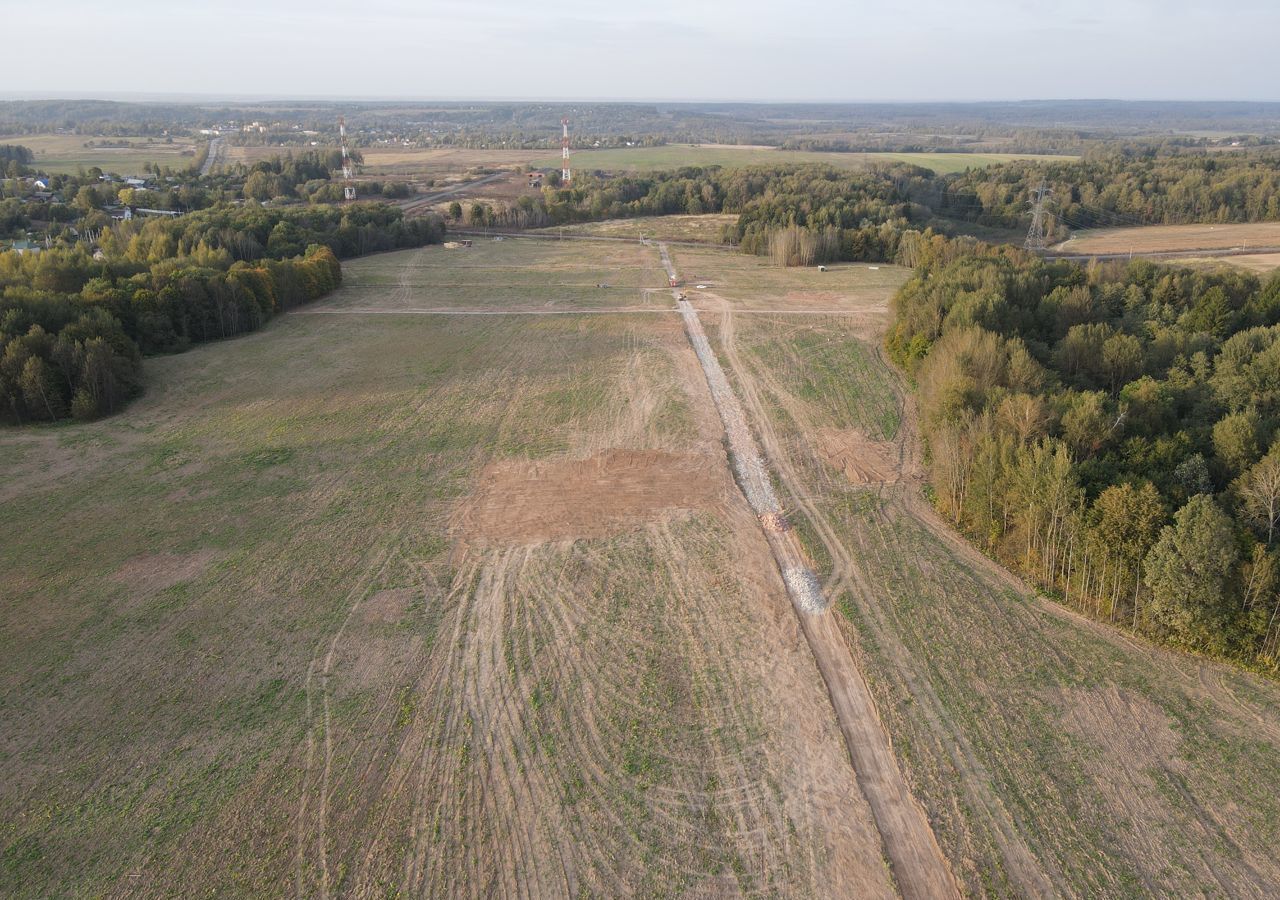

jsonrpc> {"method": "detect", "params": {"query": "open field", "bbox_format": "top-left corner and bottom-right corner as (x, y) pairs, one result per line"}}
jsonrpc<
(534, 144), (1076, 174)
(223, 144), (548, 178)
(0, 243), (900, 897)
(332, 238), (670, 311)
(1056, 222), (1280, 255)
(1172, 253), (1280, 274)
(671, 245), (1280, 897)
(0, 133), (201, 175)
(5, 236), (1280, 897)
(224, 143), (1070, 179)
(531, 213), (740, 244)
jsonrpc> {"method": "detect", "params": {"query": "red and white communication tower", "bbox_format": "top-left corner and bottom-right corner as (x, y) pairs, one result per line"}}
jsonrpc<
(339, 115), (356, 201)
(561, 116), (571, 184)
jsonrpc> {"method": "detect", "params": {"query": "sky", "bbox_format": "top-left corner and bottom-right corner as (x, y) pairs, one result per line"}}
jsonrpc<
(2, 0), (1277, 102)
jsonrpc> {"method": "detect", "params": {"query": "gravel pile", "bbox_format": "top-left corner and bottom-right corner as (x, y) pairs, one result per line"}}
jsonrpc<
(676, 294), (828, 616)
(782, 566), (828, 614)
(679, 302), (781, 514)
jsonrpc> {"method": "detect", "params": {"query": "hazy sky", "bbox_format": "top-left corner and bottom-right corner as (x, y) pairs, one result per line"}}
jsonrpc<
(4, 0), (1277, 101)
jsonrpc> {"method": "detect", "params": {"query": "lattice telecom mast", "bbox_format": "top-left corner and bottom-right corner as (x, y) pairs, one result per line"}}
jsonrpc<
(339, 116), (356, 201)
(1024, 181), (1052, 251)
(561, 116), (571, 184)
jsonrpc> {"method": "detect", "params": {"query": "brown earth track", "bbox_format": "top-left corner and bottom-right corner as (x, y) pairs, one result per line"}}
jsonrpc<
(664, 249), (960, 900)
(709, 294), (1059, 897)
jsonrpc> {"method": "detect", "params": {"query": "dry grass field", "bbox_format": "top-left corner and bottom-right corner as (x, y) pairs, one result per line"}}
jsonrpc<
(673, 246), (1280, 897)
(223, 145), (545, 178)
(530, 213), (740, 244)
(0, 133), (201, 175)
(533, 145), (1075, 175)
(0, 242), (898, 897)
(4, 236), (1280, 897)
(1174, 253), (1280, 273)
(1057, 222), (1280, 255)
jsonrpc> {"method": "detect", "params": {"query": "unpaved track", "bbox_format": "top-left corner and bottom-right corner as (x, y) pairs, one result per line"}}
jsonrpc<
(661, 245), (960, 900)
(299, 306), (885, 317)
(199, 137), (224, 176)
(714, 301), (1061, 897)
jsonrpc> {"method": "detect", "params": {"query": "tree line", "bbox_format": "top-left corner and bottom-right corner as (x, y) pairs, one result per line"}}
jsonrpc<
(888, 231), (1280, 673)
(932, 151), (1280, 237)
(1, 203), (444, 423)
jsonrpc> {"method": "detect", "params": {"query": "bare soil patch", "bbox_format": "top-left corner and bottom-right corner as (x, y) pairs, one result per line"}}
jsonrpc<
(1057, 685), (1180, 769)
(815, 428), (902, 484)
(455, 448), (723, 544)
(360, 587), (416, 625)
(111, 549), (217, 598)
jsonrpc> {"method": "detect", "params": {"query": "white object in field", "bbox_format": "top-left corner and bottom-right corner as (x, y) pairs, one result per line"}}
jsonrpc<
(696, 284), (708, 289)
(817, 265), (827, 271)
(868, 266), (880, 270)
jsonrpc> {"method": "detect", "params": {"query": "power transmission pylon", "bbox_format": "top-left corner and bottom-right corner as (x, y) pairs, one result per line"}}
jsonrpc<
(1024, 181), (1051, 251)
(561, 116), (571, 184)
(339, 116), (356, 201)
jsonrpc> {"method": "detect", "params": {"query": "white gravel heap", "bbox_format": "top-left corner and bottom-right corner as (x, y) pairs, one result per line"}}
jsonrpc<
(678, 302), (781, 515)
(675, 292), (828, 617)
(783, 566), (828, 614)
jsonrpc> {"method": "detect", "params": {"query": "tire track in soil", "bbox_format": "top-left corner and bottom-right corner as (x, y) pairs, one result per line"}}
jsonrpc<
(659, 245), (960, 900)
(296, 544), (399, 899)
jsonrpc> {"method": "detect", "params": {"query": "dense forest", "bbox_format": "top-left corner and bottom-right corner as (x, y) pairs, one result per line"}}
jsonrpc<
(468, 150), (1280, 267)
(1, 142), (413, 245)
(465, 164), (916, 264)
(933, 152), (1280, 235)
(887, 231), (1280, 672)
(0, 203), (443, 423)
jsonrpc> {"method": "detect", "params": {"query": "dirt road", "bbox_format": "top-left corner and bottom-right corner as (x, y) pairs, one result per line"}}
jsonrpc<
(199, 137), (224, 177)
(399, 172), (508, 215)
(661, 245), (960, 900)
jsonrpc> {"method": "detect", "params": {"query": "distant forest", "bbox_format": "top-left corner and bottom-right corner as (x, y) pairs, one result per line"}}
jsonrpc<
(0, 204), (443, 423)
(465, 149), (1280, 261)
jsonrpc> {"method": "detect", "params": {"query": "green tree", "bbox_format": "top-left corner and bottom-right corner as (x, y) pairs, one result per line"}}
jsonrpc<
(19, 355), (65, 421)
(1101, 332), (1143, 393)
(1212, 410), (1262, 478)
(1144, 494), (1238, 649)
(1241, 448), (1280, 545)
(1091, 481), (1165, 625)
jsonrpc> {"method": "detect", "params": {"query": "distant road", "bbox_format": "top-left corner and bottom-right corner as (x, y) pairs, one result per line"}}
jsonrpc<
(399, 172), (508, 215)
(199, 137), (224, 177)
